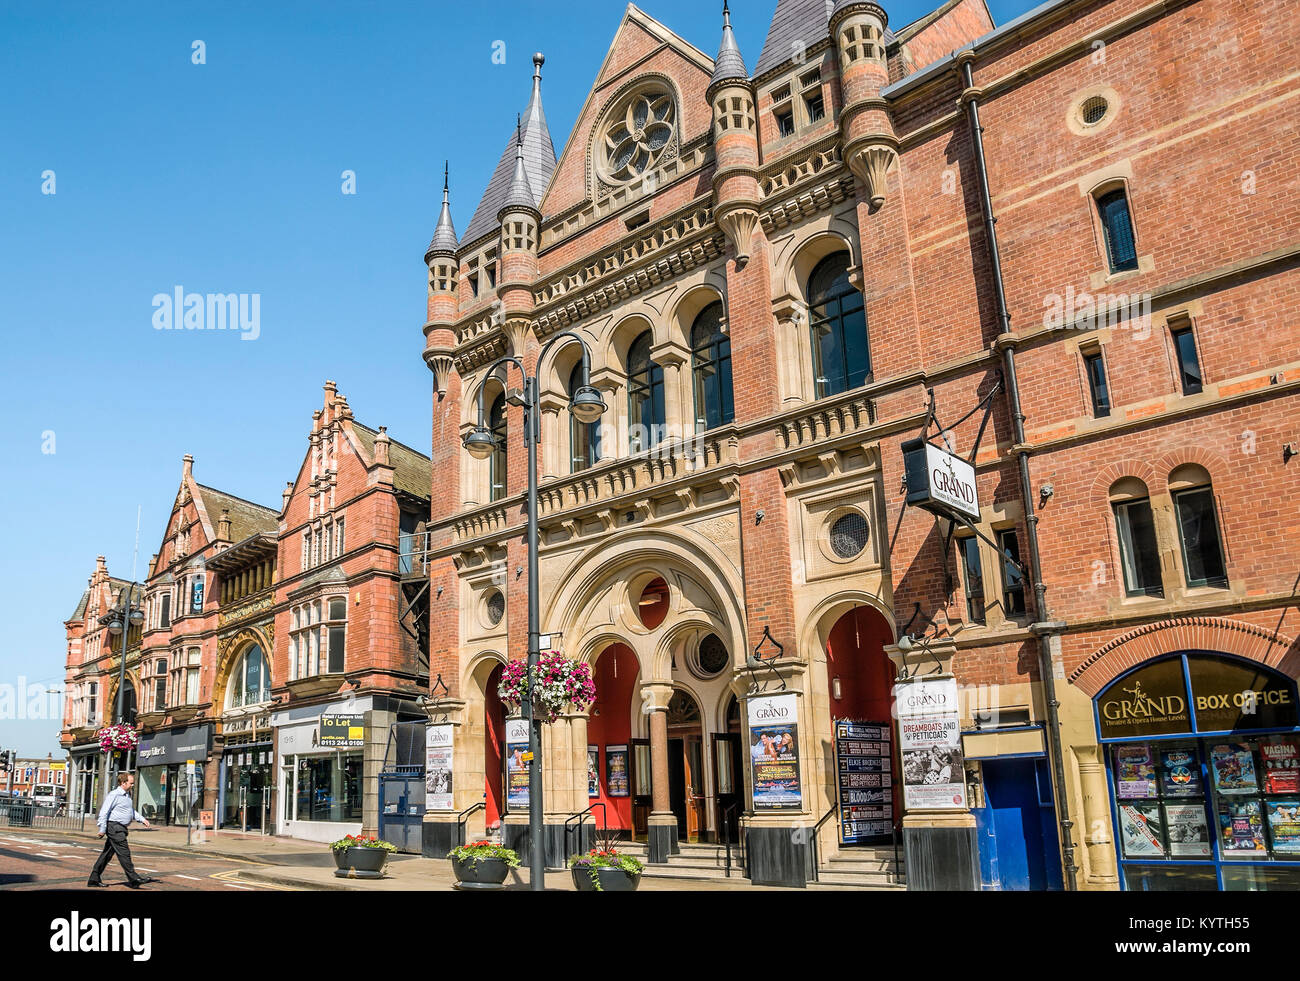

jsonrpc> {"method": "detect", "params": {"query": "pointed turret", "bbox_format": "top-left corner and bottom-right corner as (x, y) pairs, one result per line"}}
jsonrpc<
(709, 1), (749, 88)
(425, 162), (459, 262)
(828, 1), (897, 208)
(462, 53), (557, 248)
(496, 117), (540, 358)
(424, 162), (460, 396)
(708, 2), (761, 264)
(498, 120), (539, 219)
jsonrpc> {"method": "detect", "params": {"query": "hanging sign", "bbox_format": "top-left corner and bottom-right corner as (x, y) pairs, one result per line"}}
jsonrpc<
(505, 719), (530, 809)
(748, 694), (802, 811)
(902, 438), (980, 521)
(319, 714), (365, 748)
(895, 676), (967, 811)
(424, 725), (454, 812)
(835, 720), (892, 843)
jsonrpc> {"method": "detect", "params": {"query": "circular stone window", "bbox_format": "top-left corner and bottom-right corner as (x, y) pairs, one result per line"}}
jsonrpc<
(691, 633), (729, 679)
(1079, 95), (1109, 126)
(599, 89), (675, 185)
(637, 577), (670, 630)
(829, 511), (870, 559)
(486, 590), (505, 627)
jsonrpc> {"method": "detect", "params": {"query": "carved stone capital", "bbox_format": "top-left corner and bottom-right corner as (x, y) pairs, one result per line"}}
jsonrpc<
(502, 318), (533, 358)
(424, 352), (457, 397)
(847, 142), (898, 209)
(715, 204), (760, 265)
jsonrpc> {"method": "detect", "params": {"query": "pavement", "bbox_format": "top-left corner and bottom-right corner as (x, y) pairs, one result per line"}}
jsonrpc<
(0, 822), (782, 891)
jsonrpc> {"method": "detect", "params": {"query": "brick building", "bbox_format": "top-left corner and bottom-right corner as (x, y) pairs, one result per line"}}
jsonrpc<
(417, 0), (1300, 891)
(4, 755), (67, 802)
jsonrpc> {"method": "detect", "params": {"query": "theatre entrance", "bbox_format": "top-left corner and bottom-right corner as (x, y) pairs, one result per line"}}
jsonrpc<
(667, 689), (706, 841)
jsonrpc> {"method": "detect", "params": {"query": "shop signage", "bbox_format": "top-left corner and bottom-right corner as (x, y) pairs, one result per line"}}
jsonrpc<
(605, 745), (629, 797)
(137, 723), (214, 768)
(424, 725), (453, 812)
(1097, 654), (1299, 740)
(902, 438), (980, 522)
(505, 719), (529, 809)
(834, 720), (893, 843)
(319, 714), (365, 748)
(747, 694), (802, 811)
(895, 677), (968, 811)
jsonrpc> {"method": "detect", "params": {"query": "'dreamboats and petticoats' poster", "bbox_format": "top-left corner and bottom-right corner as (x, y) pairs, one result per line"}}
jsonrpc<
(896, 676), (967, 810)
(748, 694), (802, 811)
(424, 724), (454, 812)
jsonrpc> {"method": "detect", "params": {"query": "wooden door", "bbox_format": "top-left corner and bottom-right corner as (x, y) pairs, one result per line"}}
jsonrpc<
(684, 736), (705, 841)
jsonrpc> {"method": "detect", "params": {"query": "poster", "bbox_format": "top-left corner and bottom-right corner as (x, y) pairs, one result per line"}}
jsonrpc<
(1265, 799), (1300, 855)
(587, 746), (599, 798)
(1158, 747), (1201, 798)
(748, 694), (802, 811)
(1114, 744), (1157, 798)
(896, 677), (966, 811)
(605, 745), (630, 797)
(834, 719), (892, 844)
(1118, 802), (1164, 858)
(1218, 800), (1266, 854)
(505, 719), (530, 809)
(1209, 743), (1258, 795)
(1261, 738), (1300, 794)
(319, 713), (365, 748)
(424, 725), (454, 812)
(1163, 803), (1211, 857)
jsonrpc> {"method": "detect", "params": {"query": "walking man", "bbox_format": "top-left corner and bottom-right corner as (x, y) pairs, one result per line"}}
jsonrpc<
(88, 772), (157, 888)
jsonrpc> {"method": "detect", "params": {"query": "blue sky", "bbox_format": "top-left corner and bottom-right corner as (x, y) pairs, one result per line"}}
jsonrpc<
(0, 0), (1037, 756)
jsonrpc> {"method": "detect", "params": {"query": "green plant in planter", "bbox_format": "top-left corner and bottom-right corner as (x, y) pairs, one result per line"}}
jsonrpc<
(330, 834), (398, 853)
(447, 840), (521, 867)
(568, 848), (645, 891)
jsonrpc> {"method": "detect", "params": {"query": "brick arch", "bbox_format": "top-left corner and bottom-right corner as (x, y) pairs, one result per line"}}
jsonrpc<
(1152, 446), (1227, 492)
(1069, 616), (1295, 697)
(1088, 459), (1159, 508)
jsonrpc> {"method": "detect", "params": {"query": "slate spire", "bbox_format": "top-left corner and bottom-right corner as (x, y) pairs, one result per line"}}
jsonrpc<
(709, 0), (750, 89)
(425, 161), (459, 261)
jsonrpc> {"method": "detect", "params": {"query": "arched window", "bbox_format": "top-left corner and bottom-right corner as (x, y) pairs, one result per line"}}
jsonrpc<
(627, 331), (665, 453)
(690, 301), (733, 431)
(1110, 477), (1163, 598)
(808, 252), (868, 398)
(568, 362), (600, 472)
(488, 392), (507, 501)
(227, 644), (270, 709)
(1095, 187), (1138, 273)
(1169, 465), (1227, 589)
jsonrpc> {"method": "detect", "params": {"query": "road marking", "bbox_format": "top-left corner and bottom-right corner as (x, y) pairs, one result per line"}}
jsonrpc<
(136, 867), (159, 873)
(174, 874), (201, 881)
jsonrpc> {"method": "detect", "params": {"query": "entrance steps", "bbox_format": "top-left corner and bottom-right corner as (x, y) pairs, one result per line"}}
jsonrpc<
(810, 847), (905, 890)
(609, 841), (904, 889)
(616, 840), (751, 882)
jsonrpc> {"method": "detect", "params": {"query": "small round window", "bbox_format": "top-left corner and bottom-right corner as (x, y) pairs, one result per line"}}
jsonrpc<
(829, 512), (870, 559)
(637, 577), (669, 630)
(1080, 96), (1109, 126)
(692, 634), (729, 679)
(486, 590), (505, 626)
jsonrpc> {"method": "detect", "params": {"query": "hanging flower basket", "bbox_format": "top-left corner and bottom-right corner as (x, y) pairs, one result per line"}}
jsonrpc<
(97, 723), (139, 753)
(496, 652), (596, 724)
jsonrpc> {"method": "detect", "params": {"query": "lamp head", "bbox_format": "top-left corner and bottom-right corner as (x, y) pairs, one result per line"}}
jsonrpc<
(569, 385), (606, 424)
(106, 618), (124, 637)
(463, 426), (497, 460)
(897, 633), (914, 653)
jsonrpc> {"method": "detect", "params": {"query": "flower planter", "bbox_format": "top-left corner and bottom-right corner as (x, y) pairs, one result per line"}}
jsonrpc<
(333, 846), (389, 879)
(451, 855), (511, 890)
(570, 865), (641, 892)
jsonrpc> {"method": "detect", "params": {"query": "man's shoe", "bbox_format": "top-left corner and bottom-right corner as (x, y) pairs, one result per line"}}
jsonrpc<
(125, 879), (142, 889)
(86, 880), (106, 888)
(135, 877), (159, 884)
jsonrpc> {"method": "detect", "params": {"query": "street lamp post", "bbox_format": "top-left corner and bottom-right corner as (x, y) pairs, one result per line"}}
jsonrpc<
(462, 330), (605, 891)
(104, 583), (145, 782)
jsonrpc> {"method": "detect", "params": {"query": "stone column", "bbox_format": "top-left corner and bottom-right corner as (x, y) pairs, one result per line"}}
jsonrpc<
(538, 394), (564, 481)
(651, 344), (690, 446)
(642, 682), (678, 863)
(590, 368), (623, 463)
(1074, 744), (1119, 886)
(772, 297), (809, 406)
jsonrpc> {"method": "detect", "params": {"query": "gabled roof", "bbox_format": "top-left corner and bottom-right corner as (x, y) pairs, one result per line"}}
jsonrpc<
(194, 485), (279, 543)
(754, 0), (895, 79)
(351, 424), (432, 501)
(462, 54), (557, 248)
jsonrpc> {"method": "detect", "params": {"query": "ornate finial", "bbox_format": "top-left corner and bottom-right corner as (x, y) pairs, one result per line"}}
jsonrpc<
(533, 52), (545, 74)
(443, 161), (449, 195)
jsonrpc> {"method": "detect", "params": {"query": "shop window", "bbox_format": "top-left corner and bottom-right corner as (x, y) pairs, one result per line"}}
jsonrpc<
(1096, 186), (1138, 274)
(957, 535), (985, 623)
(690, 301), (733, 431)
(1170, 319), (1203, 395)
(1170, 465), (1227, 589)
(627, 331), (665, 453)
(568, 362), (600, 472)
(1083, 348), (1111, 417)
(488, 392), (507, 501)
(637, 577), (669, 630)
(996, 528), (1026, 616)
(293, 752), (363, 823)
(808, 252), (869, 399)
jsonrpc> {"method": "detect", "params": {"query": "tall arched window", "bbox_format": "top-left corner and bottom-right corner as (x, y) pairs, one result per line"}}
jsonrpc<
(808, 252), (869, 398)
(627, 330), (665, 453)
(690, 301), (733, 431)
(1169, 465), (1227, 589)
(569, 362), (600, 472)
(488, 392), (507, 501)
(227, 644), (270, 709)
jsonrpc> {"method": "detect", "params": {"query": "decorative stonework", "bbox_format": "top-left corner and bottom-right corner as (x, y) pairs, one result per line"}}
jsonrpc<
(218, 593), (274, 629)
(600, 89), (676, 186)
(716, 206), (760, 264)
(847, 143), (897, 209)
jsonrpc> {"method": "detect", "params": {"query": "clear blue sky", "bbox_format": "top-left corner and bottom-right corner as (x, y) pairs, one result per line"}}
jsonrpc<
(0, 0), (1037, 757)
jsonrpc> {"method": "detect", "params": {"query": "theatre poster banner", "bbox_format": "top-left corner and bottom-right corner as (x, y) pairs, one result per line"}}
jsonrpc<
(748, 694), (802, 811)
(505, 719), (530, 810)
(425, 724), (454, 812)
(896, 676), (968, 811)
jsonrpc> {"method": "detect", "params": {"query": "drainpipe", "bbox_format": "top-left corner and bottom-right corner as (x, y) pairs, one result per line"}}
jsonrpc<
(959, 55), (1078, 890)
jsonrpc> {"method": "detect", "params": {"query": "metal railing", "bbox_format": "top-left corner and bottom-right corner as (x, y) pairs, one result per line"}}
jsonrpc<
(0, 801), (86, 832)
(809, 803), (839, 884)
(455, 801), (486, 847)
(721, 799), (746, 878)
(559, 803), (607, 869)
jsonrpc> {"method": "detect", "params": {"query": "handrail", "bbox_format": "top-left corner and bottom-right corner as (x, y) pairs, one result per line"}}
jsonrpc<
(559, 803), (607, 869)
(455, 801), (486, 848)
(809, 803), (839, 883)
(721, 799), (746, 878)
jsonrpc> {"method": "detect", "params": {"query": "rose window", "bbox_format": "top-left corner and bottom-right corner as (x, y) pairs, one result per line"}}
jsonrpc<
(603, 91), (674, 183)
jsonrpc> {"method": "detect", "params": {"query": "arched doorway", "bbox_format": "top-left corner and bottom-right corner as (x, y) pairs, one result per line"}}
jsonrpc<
(825, 605), (898, 841)
(484, 662), (505, 830)
(588, 644), (638, 837)
(715, 694), (744, 843)
(667, 688), (706, 841)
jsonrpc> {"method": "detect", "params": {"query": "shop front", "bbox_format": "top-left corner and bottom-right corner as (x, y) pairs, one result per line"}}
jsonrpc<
(69, 744), (102, 816)
(221, 741), (274, 831)
(135, 723), (214, 826)
(1096, 650), (1300, 891)
(273, 700), (366, 843)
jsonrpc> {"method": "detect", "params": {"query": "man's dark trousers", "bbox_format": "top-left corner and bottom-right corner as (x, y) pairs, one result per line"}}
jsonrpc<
(89, 821), (140, 884)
